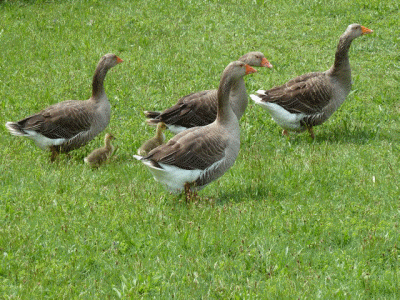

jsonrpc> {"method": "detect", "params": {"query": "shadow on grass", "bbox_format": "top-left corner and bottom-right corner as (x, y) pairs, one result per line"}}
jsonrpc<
(154, 182), (286, 208)
(287, 124), (400, 146)
(316, 127), (379, 144)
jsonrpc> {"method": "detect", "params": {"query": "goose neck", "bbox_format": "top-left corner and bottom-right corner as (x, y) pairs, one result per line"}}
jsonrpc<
(331, 34), (353, 74)
(216, 74), (236, 124)
(91, 64), (110, 100)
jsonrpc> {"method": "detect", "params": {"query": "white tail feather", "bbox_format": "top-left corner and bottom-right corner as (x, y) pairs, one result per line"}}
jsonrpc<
(5, 122), (26, 136)
(250, 94), (263, 104)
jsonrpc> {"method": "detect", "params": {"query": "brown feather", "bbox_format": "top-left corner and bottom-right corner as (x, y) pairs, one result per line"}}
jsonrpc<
(144, 52), (271, 132)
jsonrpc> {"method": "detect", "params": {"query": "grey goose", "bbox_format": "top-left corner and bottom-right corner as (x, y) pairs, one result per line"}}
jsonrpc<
(250, 24), (373, 138)
(144, 52), (272, 134)
(5, 53), (123, 161)
(134, 61), (257, 195)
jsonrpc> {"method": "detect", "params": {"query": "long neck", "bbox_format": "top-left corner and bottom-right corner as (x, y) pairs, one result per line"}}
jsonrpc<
(330, 34), (354, 75)
(91, 64), (109, 100)
(229, 77), (247, 119)
(216, 73), (236, 125)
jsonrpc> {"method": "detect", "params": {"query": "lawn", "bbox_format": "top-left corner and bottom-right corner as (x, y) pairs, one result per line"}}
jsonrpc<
(1, 0), (399, 298)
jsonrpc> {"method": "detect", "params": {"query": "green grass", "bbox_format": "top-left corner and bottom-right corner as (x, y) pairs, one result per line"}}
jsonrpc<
(1, 0), (400, 298)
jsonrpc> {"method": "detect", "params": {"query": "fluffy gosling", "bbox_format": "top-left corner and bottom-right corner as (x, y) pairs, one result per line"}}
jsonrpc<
(137, 122), (167, 156)
(84, 133), (116, 167)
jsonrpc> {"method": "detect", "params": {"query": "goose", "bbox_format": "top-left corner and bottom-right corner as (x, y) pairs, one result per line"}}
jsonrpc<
(137, 122), (167, 156)
(84, 133), (116, 167)
(134, 61), (257, 196)
(144, 52), (272, 134)
(250, 24), (373, 138)
(5, 53), (123, 161)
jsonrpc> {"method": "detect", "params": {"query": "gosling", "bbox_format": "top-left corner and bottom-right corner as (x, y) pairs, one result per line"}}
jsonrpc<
(84, 133), (116, 167)
(137, 122), (167, 156)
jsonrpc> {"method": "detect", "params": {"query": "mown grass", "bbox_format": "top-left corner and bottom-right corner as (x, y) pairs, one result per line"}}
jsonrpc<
(1, 0), (399, 298)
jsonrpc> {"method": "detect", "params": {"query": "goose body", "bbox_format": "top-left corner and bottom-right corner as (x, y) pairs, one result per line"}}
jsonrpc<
(5, 53), (123, 160)
(137, 122), (167, 156)
(250, 24), (373, 138)
(84, 133), (116, 167)
(145, 52), (272, 134)
(134, 61), (257, 194)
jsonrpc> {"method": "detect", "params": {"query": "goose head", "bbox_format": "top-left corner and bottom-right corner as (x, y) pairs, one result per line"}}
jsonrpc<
(239, 51), (273, 68)
(219, 61), (257, 98)
(226, 61), (257, 79)
(99, 53), (124, 70)
(345, 24), (373, 40)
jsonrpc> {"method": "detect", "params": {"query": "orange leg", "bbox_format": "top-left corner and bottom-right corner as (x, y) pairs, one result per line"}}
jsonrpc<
(282, 129), (289, 137)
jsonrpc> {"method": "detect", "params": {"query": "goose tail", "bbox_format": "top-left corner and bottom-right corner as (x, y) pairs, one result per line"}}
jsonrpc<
(250, 94), (264, 105)
(5, 122), (28, 136)
(144, 110), (161, 119)
(145, 118), (160, 127)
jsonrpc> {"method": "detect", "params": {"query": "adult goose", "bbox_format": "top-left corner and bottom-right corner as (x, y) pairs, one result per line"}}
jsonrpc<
(137, 122), (167, 156)
(5, 53), (123, 161)
(84, 133), (116, 167)
(134, 61), (257, 196)
(144, 52), (272, 133)
(250, 24), (373, 138)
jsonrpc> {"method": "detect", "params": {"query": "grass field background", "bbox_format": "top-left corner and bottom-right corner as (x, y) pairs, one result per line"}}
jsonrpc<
(1, 0), (399, 298)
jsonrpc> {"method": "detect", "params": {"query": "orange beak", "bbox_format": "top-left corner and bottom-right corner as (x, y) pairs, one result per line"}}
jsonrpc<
(361, 26), (373, 35)
(245, 64), (257, 75)
(116, 56), (124, 63)
(261, 57), (273, 69)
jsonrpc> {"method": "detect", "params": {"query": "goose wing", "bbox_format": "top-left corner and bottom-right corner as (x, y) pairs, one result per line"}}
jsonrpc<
(260, 72), (333, 115)
(145, 127), (227, 171)
(17, 100), (93, 139)
(152, 90), (218, 128)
